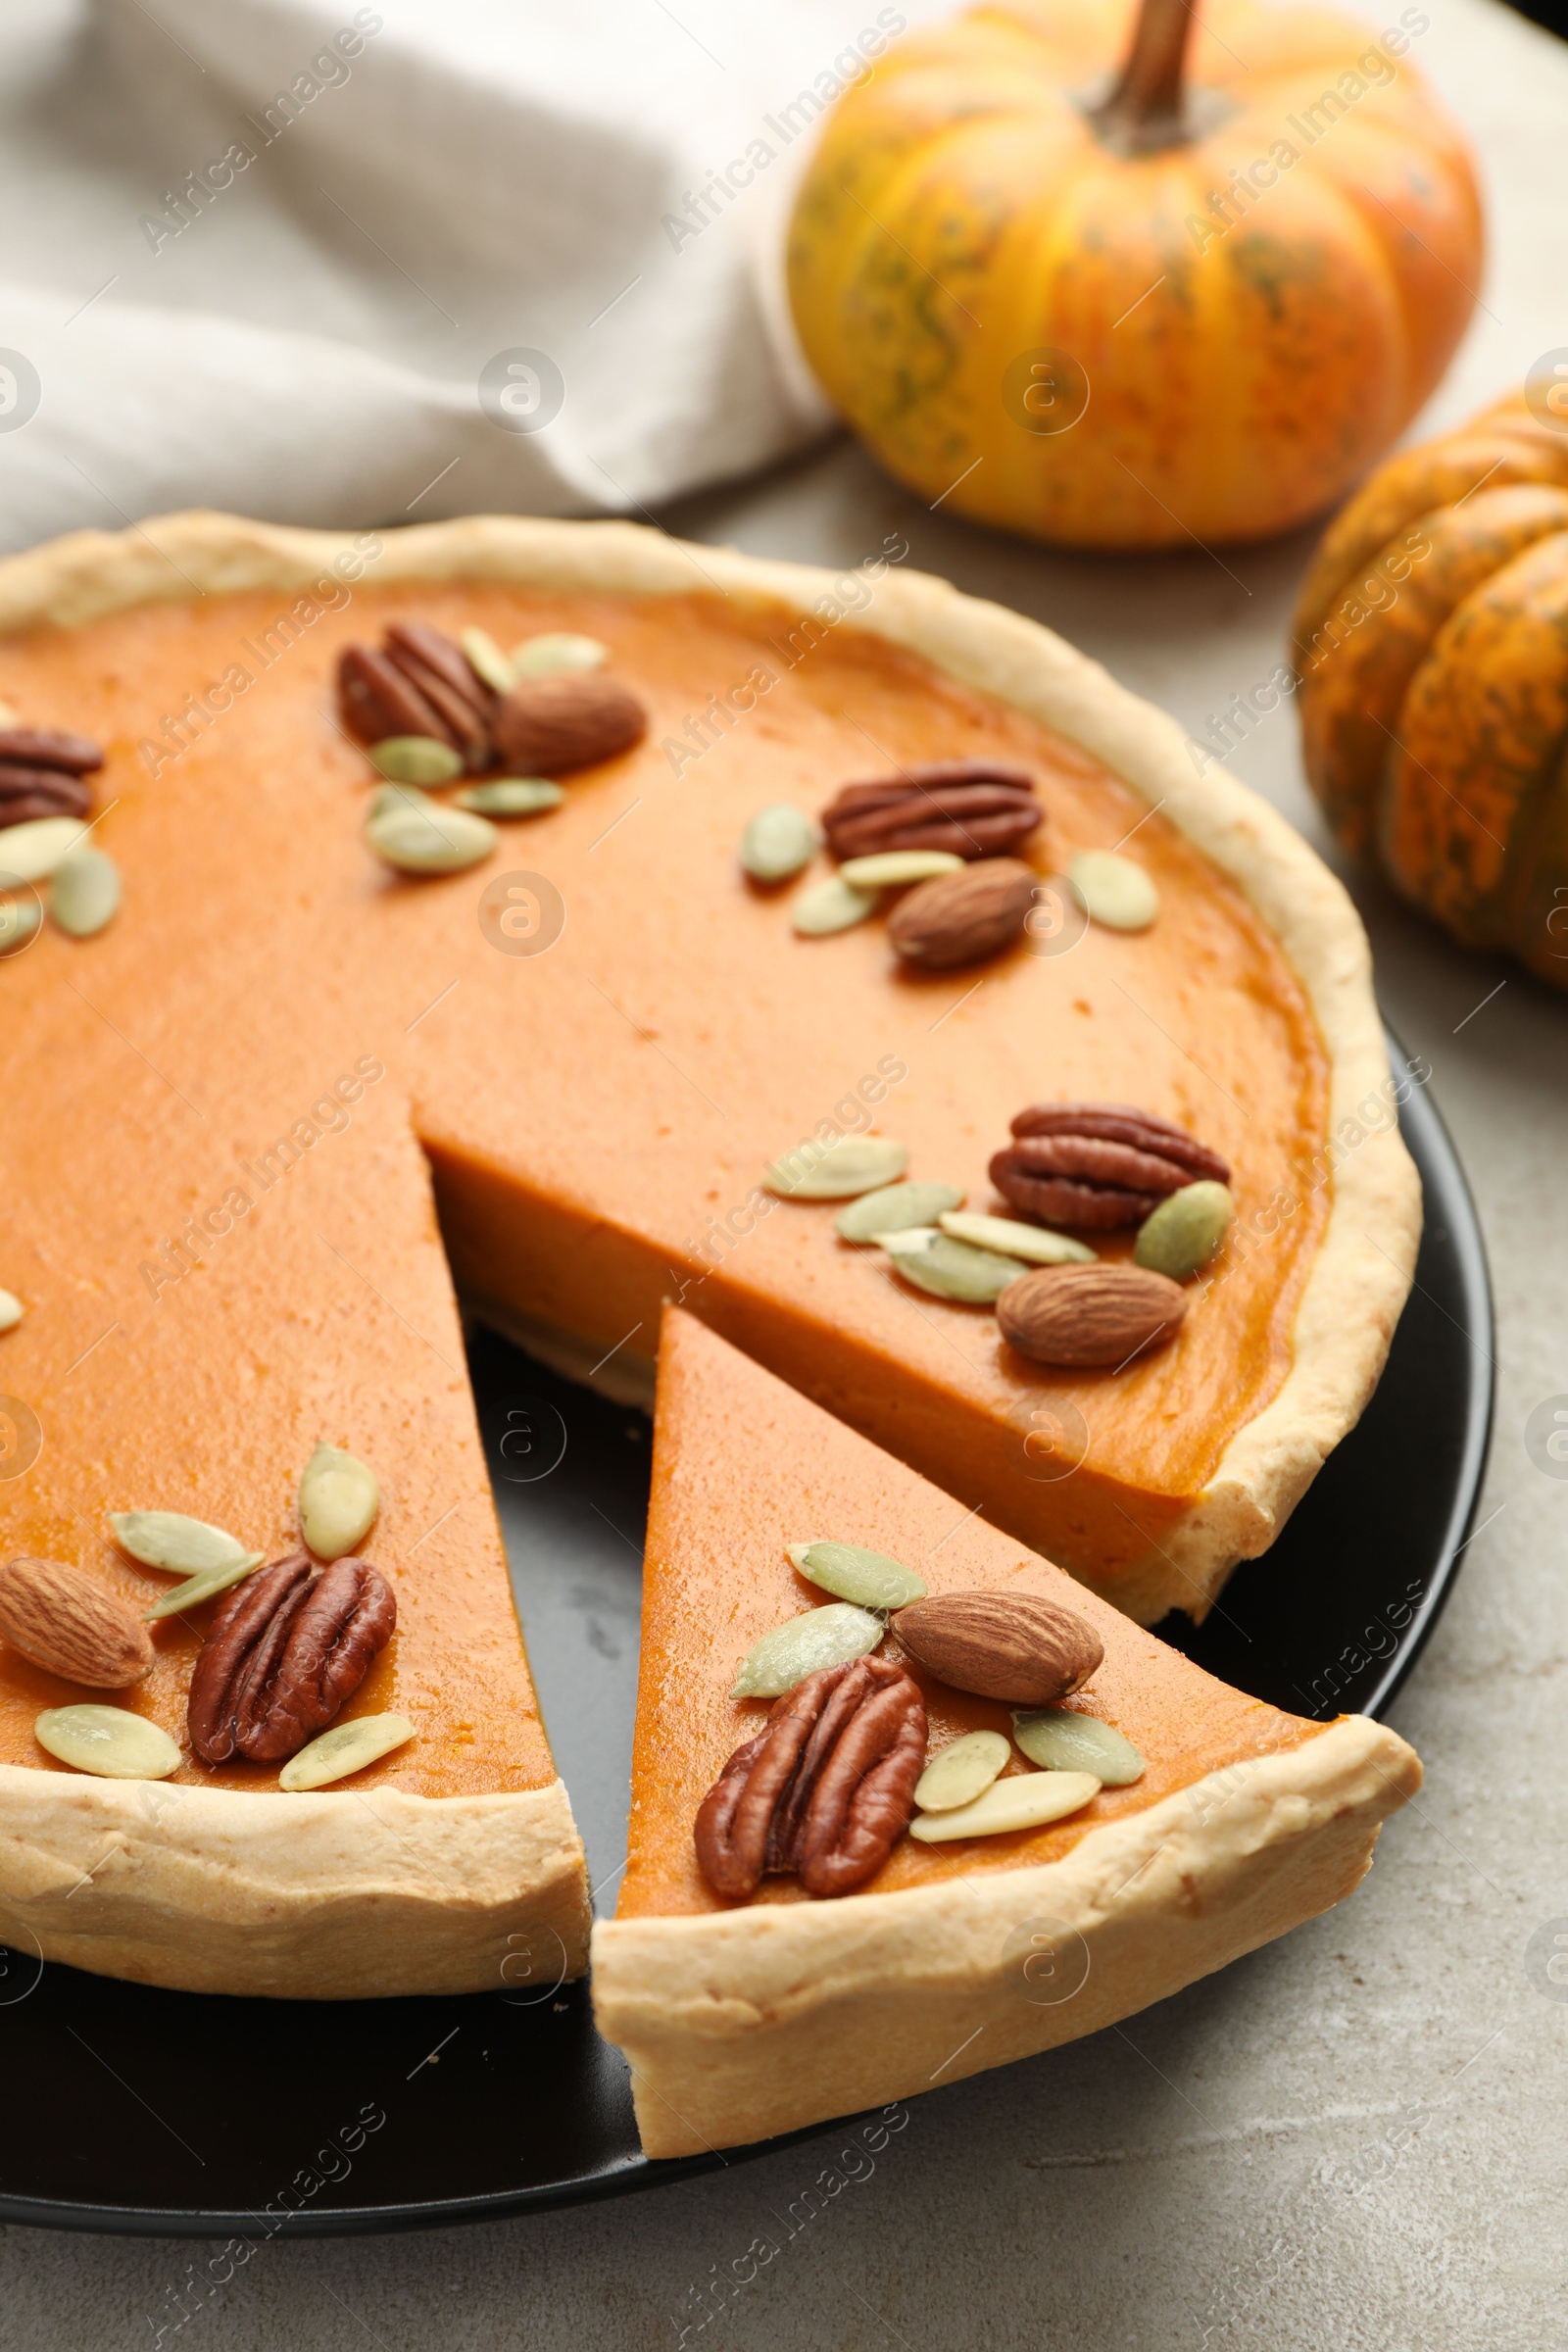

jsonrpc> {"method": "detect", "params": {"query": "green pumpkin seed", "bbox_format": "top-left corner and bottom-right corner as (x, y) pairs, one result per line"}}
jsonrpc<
(368, 735), (465, 786)
(460, 626), (517, 694)
(111, 1510), (253, 1575)
(907, 1768), (1100, 1841)
(914, 1729), (1011, 1813)
(455, 778), (564, 817)
(143, 1553), (267, 1621)
(730, 1603), (883, 1698)
(35, 1703), (181, 1781)
(299, 1442), (379, 1561)
(881, 1231), (1027, 1305)
(49, 848), (120, 939)
(741, 803), (818, 883)
(513, 633), (609, 677)
(0, 891), (41, 954)
(366, 798), (496, 875)
(836, 1181), (964, 1242)
(0, 1289), (22, 1333)
(279, 1712), (416, 1790)
(1134, 1181), (1234, 1280)
(1012, 1708), (1146, 1785)
(791, 876), (877, 936)
(765, 1133), (908, 1200)
(0, 815), (89, 884)
(1068, 850), (1159, 932)
(787, 1541), (926, 1610)
(837, 850), (964, 889)
(938, 1210), (1097, 1265)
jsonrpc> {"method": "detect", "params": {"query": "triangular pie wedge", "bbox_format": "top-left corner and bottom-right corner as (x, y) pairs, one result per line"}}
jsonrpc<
(591, 1309), (1421, 2158)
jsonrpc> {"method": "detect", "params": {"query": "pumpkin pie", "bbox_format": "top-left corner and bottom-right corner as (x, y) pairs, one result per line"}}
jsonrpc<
(0, 512), (1417, 1998)
(591, 1307), (1422, 2157)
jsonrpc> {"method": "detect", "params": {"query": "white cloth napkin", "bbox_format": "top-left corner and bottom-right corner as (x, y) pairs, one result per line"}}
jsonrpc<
(0, 0), (940, 552)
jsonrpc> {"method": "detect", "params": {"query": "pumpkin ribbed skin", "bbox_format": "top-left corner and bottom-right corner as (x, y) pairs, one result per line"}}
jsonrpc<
(786, 0), (1482, 550)
(1294, 394), (1568, 984)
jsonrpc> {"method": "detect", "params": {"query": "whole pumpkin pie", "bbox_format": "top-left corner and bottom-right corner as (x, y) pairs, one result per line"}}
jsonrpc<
(0, 511), (1416, 1997)
(592, 1308), (1421, 2157)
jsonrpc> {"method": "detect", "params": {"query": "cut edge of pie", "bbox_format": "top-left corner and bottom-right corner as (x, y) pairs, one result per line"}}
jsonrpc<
(590, 1307), (1422, 2160)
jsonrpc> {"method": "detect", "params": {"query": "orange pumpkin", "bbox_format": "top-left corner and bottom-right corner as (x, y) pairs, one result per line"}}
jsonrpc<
(1295, 389), (1568, 985)
(786, 0), (1483, 549)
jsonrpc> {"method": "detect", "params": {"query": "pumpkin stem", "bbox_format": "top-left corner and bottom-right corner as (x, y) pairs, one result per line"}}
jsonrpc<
(1090, 0), (1200, 154)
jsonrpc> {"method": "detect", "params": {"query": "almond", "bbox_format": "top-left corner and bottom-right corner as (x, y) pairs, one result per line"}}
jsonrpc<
(997, 1262), (1188, 1367)
(491, 675), (647, 775)
(0, 1556), (154, 1688)
(892, 1590), (1102, 1705)
(887, 858), (1036, 968)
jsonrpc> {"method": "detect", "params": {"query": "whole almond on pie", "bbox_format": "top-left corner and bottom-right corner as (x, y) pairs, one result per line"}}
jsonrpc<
(0, 1555), (154, 1688)
(891, 1590), (1102, 1705)
(997, 1262), (1188, 1366)
(492, 675), (648, 775)
(888, 858), (1038, 968)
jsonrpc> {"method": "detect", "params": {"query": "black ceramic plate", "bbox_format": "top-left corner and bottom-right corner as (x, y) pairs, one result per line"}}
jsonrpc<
(0, 1037), (1491, 2238)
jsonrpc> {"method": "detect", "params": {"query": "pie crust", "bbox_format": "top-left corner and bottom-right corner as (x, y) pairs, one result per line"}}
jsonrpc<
(0, 511), (1418, 1998)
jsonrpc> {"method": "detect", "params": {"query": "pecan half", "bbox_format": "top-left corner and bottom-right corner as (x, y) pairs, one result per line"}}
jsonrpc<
(694, 1655), (926, 1901)
(821, 762), (1042, 864)
(0, 768), (93, 823)
(187, 1551), (396, 1765)
(337, 623), (495, 770)
(992, 1102), (1231, 1229)
(0, 727), (103, 776)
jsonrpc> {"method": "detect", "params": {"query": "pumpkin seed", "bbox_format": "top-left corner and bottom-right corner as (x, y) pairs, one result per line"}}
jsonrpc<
(837, 1180), (964, 1242)
(938, 1210), (1097, 1265)
(366, 797), (496, 875)
(914, 1729), (1011, 1813)
(460, 626), (517, 694)
(730, 1603), (883, 1698)
(1134, 1181), (1234, 1280)
(787, 1541), (927, 1610)
(111, 1510), (253, 1575)
(513, 633), (609, 677)
(0, 892), (41, 953)
(0, 815), (89, 884)
(791, 876), (877, 936)
(49, 848), (120, 939)
(455, 778), (564, 817)
(838, 850), (964, 890)
(299, 1442), (379, 1561)
(143, 1554), (266, 1621)
(880, 1230), (1027, 1305)
(765, 1133), (908, 1200)
(279, 1712), (416, 1790)
(907, 1768), (1101, 1841)
(0, 1290), (22, 1333)
(35, 1703), (181, 1781)
(1012, 1708), (1146, 1785)
(741, 803), (818, 883)
(1068, 850), (1159, 932)
(368, 735), (465, 786)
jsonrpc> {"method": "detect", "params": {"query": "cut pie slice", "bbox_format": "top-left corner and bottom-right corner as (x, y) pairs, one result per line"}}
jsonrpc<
(591, 1308), (1422, 2158)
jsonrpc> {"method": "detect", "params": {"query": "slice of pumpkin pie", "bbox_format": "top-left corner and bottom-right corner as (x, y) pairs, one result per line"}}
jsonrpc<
(591, 1308), (1422, 2158)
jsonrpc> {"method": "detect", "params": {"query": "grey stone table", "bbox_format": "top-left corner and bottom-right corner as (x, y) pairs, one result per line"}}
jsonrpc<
(6, 0), (1567, 2342)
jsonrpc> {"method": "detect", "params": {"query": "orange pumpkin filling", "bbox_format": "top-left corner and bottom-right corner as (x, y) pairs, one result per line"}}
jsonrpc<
(0, 580), (1327, 1793)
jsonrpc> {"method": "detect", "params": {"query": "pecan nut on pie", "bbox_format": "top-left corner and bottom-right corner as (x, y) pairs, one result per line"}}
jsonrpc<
(0, 512), (1417, 2006)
